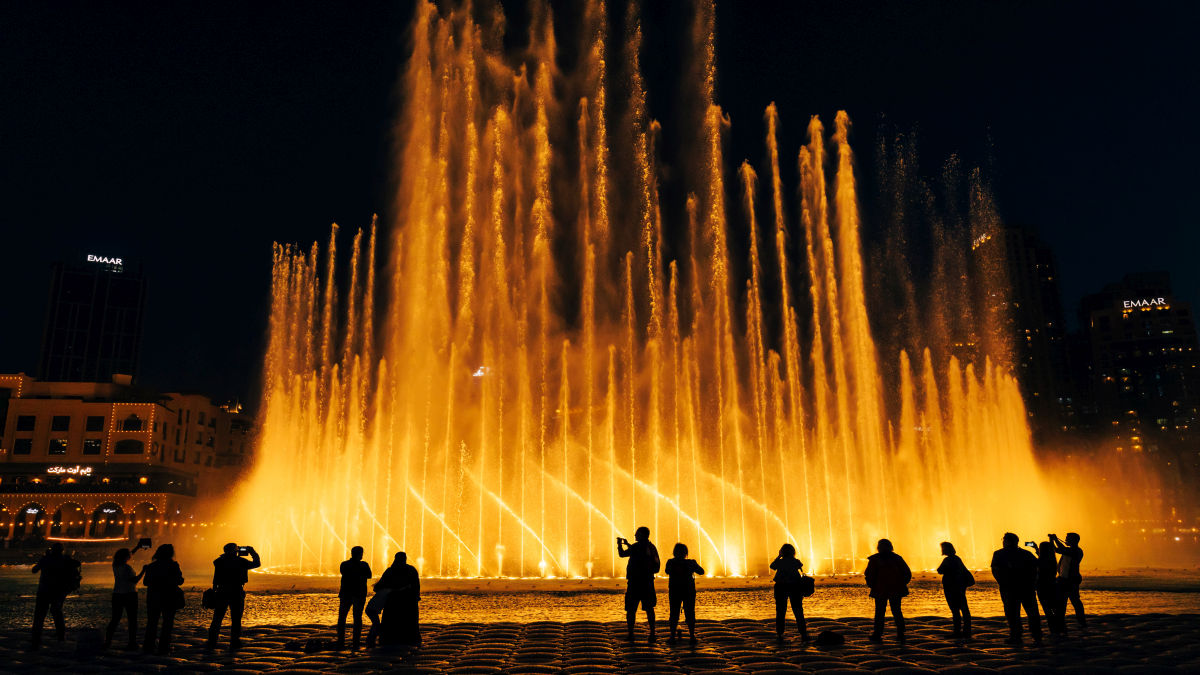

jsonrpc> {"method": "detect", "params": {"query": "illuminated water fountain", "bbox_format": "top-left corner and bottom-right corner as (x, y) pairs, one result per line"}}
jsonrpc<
(235, 0), (1052, 577)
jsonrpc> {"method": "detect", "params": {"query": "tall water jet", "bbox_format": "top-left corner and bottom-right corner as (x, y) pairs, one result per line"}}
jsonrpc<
(236, 0), (1058, 577)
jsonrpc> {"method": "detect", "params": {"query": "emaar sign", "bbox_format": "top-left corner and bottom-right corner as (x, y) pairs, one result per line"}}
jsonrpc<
(1123, 297), (1167, 309)
(87, 254), (123, 266)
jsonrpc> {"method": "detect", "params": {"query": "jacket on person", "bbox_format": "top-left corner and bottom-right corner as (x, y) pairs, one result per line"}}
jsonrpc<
(864, 551), (912, 599)
(936, 554), (971, 590)
(990, 547), (1038, 594)
(213, 551), (261, 590)
(143, 559), (184, 596)
(32, 551), (75, 596)
(623, 541), (661, 581)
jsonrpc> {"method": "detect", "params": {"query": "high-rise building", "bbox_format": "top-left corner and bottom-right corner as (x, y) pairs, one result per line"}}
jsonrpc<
(1078, 272), (1200, 492)
(1080, 273), (1200, 446)
(972, 225), (1075, 437)
(38, 254), (146, 383)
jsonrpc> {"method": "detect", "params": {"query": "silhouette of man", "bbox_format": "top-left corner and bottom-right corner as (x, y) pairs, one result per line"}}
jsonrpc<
(337, 546), (372, 650)
(618, 526), (661, 643)
(863, 539), (912, 643)
(990, 532), (1042, 644)
(30, 543), (74, 648)
(380, 552), (421, 646)
(1050, 532), (1086, 629)
(206, 543), (261, 651)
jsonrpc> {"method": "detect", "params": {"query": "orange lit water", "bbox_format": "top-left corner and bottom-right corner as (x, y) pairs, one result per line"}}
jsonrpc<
(235, 0), (1080, 578)
(1, 567), (1197, 627)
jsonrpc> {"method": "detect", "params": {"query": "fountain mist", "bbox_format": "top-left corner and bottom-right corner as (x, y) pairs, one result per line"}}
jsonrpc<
(236, 0), (1053, 577)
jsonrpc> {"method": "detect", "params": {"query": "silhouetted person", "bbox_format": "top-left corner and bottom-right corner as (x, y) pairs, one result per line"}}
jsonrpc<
(990, 533), (1042, 645)
(618, 526), (661, 643)
(770, 543), (809, 643)
(142, 544), (184, 654)
(664, 542), (704, 645)
(1029, 541), (1066, 634)
(364, 571), (392, 649)
(379, 552), (421, 646)
(105, 547), (146, 650)
(1050, 532), (1086, 629)
(206, 543), (261, 651)
(864, 538), (911, 643)
(30, 542), (76, 649)
(936, 541), (972, 639)
(337, 546), (372, 650)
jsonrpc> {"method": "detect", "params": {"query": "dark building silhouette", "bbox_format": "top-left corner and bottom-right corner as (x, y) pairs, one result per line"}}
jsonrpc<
(38, 255), (146, 383)
(972, 225), (1075, 438)
(1078, 272), (1200, 487)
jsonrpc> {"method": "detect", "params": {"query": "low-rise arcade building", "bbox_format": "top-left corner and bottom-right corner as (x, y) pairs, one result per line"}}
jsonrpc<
(0, 373), (251, 559)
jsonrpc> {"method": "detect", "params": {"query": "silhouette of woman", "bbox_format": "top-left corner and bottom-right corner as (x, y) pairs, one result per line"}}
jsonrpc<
(142, 544), (184, 655)
(106, 547), (145, 650)
(864, 539), (911, 643)
(770, 543), (809, 642)
(664, 542), (704, 644)
(1030, 540), (1066, 634)
(936, 542), (972, 639)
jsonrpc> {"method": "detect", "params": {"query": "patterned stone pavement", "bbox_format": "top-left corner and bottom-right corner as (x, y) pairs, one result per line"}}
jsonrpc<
(1, 614), (1198, 673)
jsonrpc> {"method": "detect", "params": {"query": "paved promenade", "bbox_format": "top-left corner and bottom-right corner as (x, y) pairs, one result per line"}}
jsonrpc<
(1, 614), (1198, 673)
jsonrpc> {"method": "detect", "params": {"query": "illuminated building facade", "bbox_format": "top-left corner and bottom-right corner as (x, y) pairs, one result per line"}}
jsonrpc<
(38, 254), (146, 383)
(972, 225), (1075, 437)
(1079, 273), (1200, 481)
(0, 373), (250, 548)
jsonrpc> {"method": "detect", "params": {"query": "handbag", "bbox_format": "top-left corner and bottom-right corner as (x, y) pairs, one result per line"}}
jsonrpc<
(799, 571), (816, 597)
(202, 587), (221, 609)
(172, 586), (187, 611)
(962, 568), (976, 588)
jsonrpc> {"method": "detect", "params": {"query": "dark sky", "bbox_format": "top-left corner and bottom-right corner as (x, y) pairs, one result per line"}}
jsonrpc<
(2, 1), (1197, 405)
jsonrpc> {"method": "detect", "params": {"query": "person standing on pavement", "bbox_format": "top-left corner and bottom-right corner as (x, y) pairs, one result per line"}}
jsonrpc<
(205, 543), (261, 651)
(336, 545), (372, 650)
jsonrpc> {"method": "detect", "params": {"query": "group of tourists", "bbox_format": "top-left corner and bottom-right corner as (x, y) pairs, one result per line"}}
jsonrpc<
(29, 541), (262, 654)
(619, 527), (1086, 646)
(28, 541), (423, 654)
(335, 548), (422, 650)
(28, 528), (1085, 653)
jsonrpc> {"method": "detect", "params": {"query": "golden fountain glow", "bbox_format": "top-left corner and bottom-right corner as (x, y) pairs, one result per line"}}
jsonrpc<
(235, 1), (1055, 577)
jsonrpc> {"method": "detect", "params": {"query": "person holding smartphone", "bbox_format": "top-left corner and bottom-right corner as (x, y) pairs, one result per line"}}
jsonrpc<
(105, 542), (148, 650)
(205, 543), (261, 651)
(617, 527), (661, 643)
(1050, 533), (1086, 630)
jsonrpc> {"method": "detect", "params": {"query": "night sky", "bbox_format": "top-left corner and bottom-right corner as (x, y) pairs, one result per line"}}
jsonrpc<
(2, 1), (1197, 405)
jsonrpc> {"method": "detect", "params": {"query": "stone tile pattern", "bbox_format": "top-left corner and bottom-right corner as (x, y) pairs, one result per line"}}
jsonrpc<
(1, 615), (1198, 673)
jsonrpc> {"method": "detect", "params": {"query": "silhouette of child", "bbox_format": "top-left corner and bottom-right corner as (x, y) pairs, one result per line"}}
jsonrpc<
(664, 543), (704, 644)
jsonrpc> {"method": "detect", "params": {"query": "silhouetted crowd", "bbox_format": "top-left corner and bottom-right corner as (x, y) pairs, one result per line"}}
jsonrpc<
(28, 528), (1086, 653)
(614, 526), (1085, 646)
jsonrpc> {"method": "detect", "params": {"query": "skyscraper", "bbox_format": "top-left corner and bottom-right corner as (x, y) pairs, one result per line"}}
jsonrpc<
(1079, 272), (1200, 459)
(38, 254), (146, 383)
(972, 225), (1074, 437)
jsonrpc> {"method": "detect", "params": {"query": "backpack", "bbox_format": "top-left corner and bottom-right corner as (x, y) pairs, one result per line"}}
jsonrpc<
(64, 560), (82, 594)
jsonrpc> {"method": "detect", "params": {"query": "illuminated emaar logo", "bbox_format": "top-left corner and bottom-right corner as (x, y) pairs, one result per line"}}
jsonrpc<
(1123, 297), (1167, 309)
(86, 254), (123, 266)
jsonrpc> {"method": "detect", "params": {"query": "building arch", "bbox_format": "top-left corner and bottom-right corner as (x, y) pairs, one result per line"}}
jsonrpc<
(130, 501), (160, 538)
(89, 502), (125, 538)
(15, 502), (47, 539)
(51, 502), (87, 538)
(113, 439), (145, 455)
